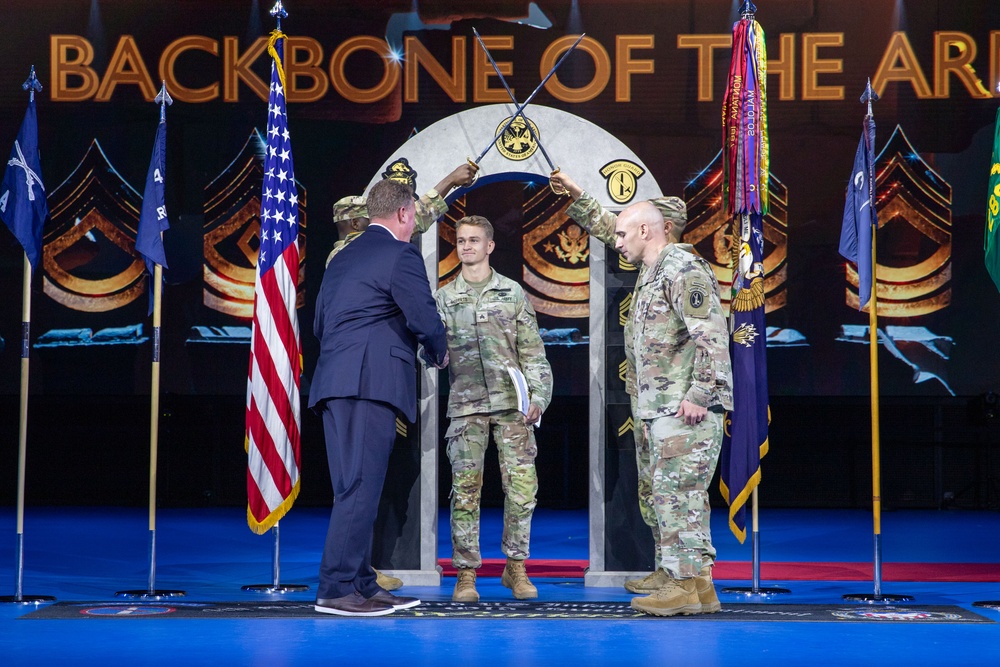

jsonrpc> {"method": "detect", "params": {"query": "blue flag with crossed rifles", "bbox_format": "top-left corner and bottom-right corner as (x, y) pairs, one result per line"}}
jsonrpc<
(0, 97), (48, 271)
(136, 118), (170, 315)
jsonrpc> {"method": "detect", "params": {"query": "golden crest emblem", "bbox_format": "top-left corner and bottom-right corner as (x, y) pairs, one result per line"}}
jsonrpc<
(600, 159), (645, 205)
(494, 116), (539, 161)
(382, 158), (418, 190)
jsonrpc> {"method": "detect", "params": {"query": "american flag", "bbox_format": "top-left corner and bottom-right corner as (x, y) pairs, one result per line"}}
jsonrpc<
(246, 34), (301, 534)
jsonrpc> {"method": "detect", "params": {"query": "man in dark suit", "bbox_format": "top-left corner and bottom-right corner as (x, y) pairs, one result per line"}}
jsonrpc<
(310, 178), (449, 616)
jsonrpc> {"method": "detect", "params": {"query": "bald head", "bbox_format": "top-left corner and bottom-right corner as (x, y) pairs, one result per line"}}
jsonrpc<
(615, 201), (670, 267)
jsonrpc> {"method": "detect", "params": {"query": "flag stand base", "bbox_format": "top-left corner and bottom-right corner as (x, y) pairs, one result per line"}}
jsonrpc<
(115, 589), (186, 599)
(0, 595), (56, 604)
(972, 601), (1000, 610)
(722, 586), (790, 596)
(842, 593), (914, 603)
(242, 583), (309, 594)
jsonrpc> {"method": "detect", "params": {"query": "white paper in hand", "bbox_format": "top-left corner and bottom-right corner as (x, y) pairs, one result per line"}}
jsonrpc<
(506, 365), (540, 427)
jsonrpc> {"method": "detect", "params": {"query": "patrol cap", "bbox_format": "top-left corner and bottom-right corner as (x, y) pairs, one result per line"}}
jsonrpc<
(649, 196), (687, 224)
(332, 195), (368, 223)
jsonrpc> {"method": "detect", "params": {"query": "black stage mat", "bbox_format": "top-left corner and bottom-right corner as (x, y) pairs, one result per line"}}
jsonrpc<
(19, 601), (994, 623)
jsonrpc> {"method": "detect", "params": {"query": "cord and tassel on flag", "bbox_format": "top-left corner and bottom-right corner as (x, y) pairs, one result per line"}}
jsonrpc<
(719, 6), (770, 543)
(246, 29), (302, 535)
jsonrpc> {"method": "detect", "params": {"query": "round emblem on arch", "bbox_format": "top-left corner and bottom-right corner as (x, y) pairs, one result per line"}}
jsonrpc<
(494, 116), (540, 161)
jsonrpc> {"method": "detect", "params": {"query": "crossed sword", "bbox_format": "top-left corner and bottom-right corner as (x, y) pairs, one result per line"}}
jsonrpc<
(468, 29), (585, 195)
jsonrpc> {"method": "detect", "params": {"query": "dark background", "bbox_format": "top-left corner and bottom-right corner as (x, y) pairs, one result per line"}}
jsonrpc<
(1, 1), (999, 511)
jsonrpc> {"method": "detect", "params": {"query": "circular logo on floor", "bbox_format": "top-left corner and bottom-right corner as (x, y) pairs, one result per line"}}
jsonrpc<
(80, 605), (177, 616)
(831, 607), (962, 622)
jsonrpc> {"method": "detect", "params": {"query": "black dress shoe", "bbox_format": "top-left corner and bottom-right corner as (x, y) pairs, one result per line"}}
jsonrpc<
(315, 592), (395, 617)
(369, 589), (421, 610)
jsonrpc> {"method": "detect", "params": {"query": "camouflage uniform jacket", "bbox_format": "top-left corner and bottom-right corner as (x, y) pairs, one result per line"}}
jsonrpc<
(325, 188), (449, 267)
(435, 270), (553, 419)
(565, 191), (641, 396)
(629, 243), (733, 419)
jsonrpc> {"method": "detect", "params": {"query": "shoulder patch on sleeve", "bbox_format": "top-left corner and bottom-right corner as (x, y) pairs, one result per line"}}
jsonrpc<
(684, 280), (711, 318)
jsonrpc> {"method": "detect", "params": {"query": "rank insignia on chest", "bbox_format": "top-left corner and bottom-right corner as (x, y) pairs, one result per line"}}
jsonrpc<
(476, 311), (489, 323)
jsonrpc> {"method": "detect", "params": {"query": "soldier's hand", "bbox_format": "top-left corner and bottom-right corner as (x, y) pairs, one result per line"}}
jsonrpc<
(549, 171), (582, 200)
(436, 163), (479, 195)
(676, 400), (707, 426)
(524, 404), (542, 426)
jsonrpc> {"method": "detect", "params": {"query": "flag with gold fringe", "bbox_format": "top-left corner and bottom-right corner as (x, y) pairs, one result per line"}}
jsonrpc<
(718, 7), (770, 543)
(986, 105), (1000, 295)
(246, 30), (301, 534)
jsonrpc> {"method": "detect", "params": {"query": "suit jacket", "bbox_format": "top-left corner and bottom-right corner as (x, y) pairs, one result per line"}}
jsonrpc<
(310, 225), (447, 422)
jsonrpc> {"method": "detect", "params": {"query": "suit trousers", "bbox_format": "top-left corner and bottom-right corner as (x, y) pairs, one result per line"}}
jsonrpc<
(317, 397), (396, 600)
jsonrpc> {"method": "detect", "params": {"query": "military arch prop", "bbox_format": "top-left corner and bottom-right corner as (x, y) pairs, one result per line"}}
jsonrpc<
(364, 103), (665, 587)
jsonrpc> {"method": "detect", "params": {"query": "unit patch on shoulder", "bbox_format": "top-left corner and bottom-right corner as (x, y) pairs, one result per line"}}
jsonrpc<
(684, 281), (711, 318)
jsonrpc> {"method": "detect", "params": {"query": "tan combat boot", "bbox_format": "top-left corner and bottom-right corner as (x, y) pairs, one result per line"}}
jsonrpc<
(375, 569), (403, 591)
(630, 578), (702, 617)
(696, 565), (721, 613)
(501, 558), (538, 599)
(452, 568), (479, 602)
(624, 568), (669, 594)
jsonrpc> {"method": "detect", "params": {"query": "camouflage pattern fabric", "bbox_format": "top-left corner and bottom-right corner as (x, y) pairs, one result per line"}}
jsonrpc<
(324, 188), (449, 267)
(629, 243), (733, 418)
(632, 393), (662, 564)
(332, 195), (367, 223)
(645, 412), (723, 578)
(434, 270), (552, 418)
(445, 411), (539, 568)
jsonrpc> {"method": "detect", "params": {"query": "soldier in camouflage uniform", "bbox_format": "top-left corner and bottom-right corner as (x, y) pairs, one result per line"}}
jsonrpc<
(549, 170), (693, 595)
(434, 215), (553, 602)
(608, 200), (733, 617)
(325, 162), (478, 267)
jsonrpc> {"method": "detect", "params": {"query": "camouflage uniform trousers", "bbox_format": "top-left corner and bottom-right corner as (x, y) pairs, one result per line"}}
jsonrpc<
(446, 410), (538, 569)
(644, 411), (723, 579)
(632, 394), (662, 566)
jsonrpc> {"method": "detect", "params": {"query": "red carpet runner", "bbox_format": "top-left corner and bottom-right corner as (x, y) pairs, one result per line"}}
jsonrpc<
(437, 559), (1000, 582)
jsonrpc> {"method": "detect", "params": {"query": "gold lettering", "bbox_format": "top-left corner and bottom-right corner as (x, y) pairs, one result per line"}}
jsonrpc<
(615, 35), (654, 102)
(285, 36), (328, 103)
(160, 36), (219, 103)
(404, 36), (466, 103)
(933, 31), (990, 99)
(473, 35), (513, 103)
(873, 31), (933, 98)
(95, 36), (157, 102)
(223, 36), (269, 102)
(768, 33), (796, 101)
(50, 35), (99, 102)
(801, 33), (843, 101)
(542, 35), (611, 103)
(992, 32), (1000, 98)
(330, 36), (399, 103)
(676, 34), (731, 102)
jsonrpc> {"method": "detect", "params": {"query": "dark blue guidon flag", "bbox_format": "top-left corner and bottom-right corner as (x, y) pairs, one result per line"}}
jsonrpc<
(839, 115), (878, 310)
(136, 118), (170, 315)
(0, 98), (48, 271)
(719, 212), (770, 543)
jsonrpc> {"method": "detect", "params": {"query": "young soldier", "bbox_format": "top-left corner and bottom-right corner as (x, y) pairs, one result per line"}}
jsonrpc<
(434, 215), (553, 602)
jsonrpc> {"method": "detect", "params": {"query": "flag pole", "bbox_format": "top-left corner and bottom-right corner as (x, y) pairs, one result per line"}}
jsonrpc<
(973, 83), (1000, 612)
(243, 1), (307, 595)
(843, 80), (912, 603)
(117, 82), (183, 599)
(719, 0), (788, 599)
(0, 66), (55, 606)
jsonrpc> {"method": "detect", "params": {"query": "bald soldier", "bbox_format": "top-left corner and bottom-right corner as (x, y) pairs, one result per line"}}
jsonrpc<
(326, 163), (479, 267)
(610, 200), (732, 616)
(549, 170), (710, 597)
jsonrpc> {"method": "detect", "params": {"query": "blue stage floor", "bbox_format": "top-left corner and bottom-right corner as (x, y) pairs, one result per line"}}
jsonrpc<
(2, 506), (1000, 666)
